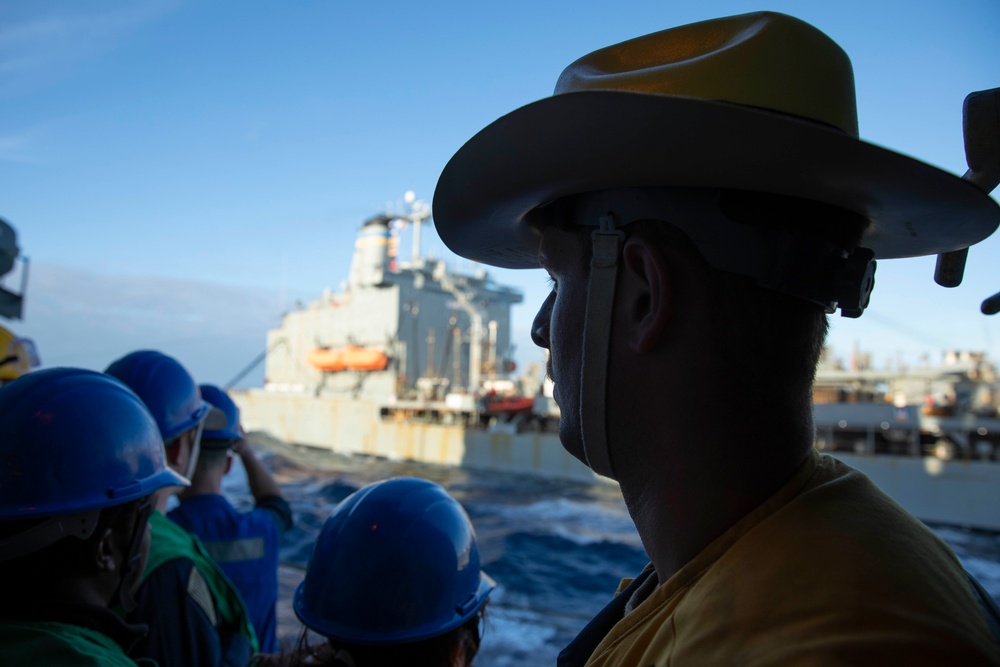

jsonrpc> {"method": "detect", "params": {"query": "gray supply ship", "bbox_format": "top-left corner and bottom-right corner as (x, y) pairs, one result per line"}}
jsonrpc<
(232, 195), (1000, 532)
(812, 350), (1000, 531)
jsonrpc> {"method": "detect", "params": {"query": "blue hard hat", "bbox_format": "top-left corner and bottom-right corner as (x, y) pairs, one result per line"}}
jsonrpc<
(0, 368), (189, 520)
(293, 477), (495, 645)
(198, 384), (241, 445)
(105, 350), (210, 442)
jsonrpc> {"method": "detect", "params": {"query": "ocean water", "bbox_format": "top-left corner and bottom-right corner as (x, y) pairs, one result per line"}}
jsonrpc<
(224, 434), (1000, 666)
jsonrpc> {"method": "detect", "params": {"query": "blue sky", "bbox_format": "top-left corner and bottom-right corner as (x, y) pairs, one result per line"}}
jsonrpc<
(2, 0), (999, 387)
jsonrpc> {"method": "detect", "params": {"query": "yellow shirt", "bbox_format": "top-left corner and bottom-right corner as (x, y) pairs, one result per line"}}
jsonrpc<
(584, 451), (1000, 666)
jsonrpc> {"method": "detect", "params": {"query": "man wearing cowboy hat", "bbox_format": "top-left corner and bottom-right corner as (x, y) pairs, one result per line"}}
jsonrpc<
(434, 11), (1000, 667)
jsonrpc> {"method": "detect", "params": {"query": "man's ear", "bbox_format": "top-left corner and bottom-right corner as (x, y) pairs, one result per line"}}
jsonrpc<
(94, 527), (119, 574)
(620, 236), (671, 353)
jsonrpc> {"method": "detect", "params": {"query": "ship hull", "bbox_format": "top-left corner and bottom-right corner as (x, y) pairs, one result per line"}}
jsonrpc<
(233, 389), (597, 482)
(827, 452), (1000, 531)
(234, 390), (1000, 532)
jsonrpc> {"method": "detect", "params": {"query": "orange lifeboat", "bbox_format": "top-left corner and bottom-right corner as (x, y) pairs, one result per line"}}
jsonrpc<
(308, 346), (389, 372)
(308, 348), (345, 372)
(341, 345), (390, 371)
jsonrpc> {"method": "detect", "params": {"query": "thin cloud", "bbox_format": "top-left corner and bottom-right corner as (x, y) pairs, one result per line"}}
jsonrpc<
(0, 0), (179, 96)
(17, 262), (284, 388)
(0, 55), (41, 76)
(0, 131), (44, 165)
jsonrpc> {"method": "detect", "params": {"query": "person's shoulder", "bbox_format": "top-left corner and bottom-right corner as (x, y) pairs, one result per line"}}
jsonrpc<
(173, 493), (231, 511)
(141, 553), (197, 588)
(252, 495), (293, 532)
(147, 519), (204, 566)
(184, 563), (220, 627)
(803, 453), (953, 549)
(166, 503), (192, 526)
(142, 556), (220, 625)
(0, 619), (138, 667)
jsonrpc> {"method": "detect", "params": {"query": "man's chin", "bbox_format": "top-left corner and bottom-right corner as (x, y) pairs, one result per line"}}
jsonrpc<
(558, 420), (588, 469)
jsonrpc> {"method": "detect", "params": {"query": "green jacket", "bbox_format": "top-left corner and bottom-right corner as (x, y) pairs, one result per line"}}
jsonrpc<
(0, 619), (152, 667)
(143, 511), (258, 652)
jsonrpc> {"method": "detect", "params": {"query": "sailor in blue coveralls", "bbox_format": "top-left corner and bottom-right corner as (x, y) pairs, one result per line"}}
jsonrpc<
(169, 384), (293, 653)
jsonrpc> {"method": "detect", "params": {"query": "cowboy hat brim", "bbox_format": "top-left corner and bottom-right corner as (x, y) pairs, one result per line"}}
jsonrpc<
(433, 91), (1000, 268)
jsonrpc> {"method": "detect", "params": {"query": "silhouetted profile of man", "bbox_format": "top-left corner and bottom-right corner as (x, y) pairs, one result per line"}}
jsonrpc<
(434, 11), (1000, 666)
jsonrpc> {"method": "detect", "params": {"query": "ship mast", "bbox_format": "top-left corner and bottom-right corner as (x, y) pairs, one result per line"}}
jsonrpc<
(401, 190), (430, 263)
(395, 191), (486, 393)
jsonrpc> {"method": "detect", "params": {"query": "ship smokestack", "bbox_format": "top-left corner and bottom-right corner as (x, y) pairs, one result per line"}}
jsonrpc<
(348, 216), (391, 288)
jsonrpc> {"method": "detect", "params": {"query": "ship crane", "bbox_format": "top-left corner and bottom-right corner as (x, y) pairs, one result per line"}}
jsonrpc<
(432, 261), (485, 393)
(390, 191), (490, 395)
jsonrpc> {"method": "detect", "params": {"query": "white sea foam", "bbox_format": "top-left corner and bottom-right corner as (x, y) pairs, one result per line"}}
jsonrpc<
(485, 607), (557, 649)
(480, 496), (641, 547)
(477, 605), (560, 667)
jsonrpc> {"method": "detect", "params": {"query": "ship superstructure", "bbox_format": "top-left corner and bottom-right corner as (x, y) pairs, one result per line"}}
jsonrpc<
(263, 197), (522, 412)
(813, 349), (1000, 461)
(232, 197), (598, 482)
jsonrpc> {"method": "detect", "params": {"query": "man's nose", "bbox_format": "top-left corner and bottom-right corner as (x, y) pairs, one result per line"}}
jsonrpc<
(531, 292), (555, 348)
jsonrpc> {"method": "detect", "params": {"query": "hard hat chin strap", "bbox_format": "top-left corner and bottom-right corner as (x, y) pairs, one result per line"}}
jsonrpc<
(0, 509), (101, 562)
(580, 214), (623, 479)
(185, 420), (205, 480)
(116, 495), (154, 613)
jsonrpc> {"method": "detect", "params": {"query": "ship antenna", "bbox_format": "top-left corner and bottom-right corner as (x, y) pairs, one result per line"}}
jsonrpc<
(399, 190), (432, 263)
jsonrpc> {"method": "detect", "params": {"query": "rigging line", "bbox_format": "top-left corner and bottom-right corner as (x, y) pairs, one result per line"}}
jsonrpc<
(224, 338), (286, 390)
(861, 312), (953, 350)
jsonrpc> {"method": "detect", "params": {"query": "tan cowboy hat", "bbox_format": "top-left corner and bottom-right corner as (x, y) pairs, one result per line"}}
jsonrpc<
(433, 11), (999, 268)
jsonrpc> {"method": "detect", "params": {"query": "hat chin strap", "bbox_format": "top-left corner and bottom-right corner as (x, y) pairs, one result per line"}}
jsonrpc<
(0, 509), (101, 562)
(116, 496), (154, 613)
(579, 215), (624, 479)
(184, 420), (204, 480)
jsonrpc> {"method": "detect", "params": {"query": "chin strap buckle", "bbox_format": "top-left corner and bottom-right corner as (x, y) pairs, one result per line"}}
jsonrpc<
(834, 248), (877, 318)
